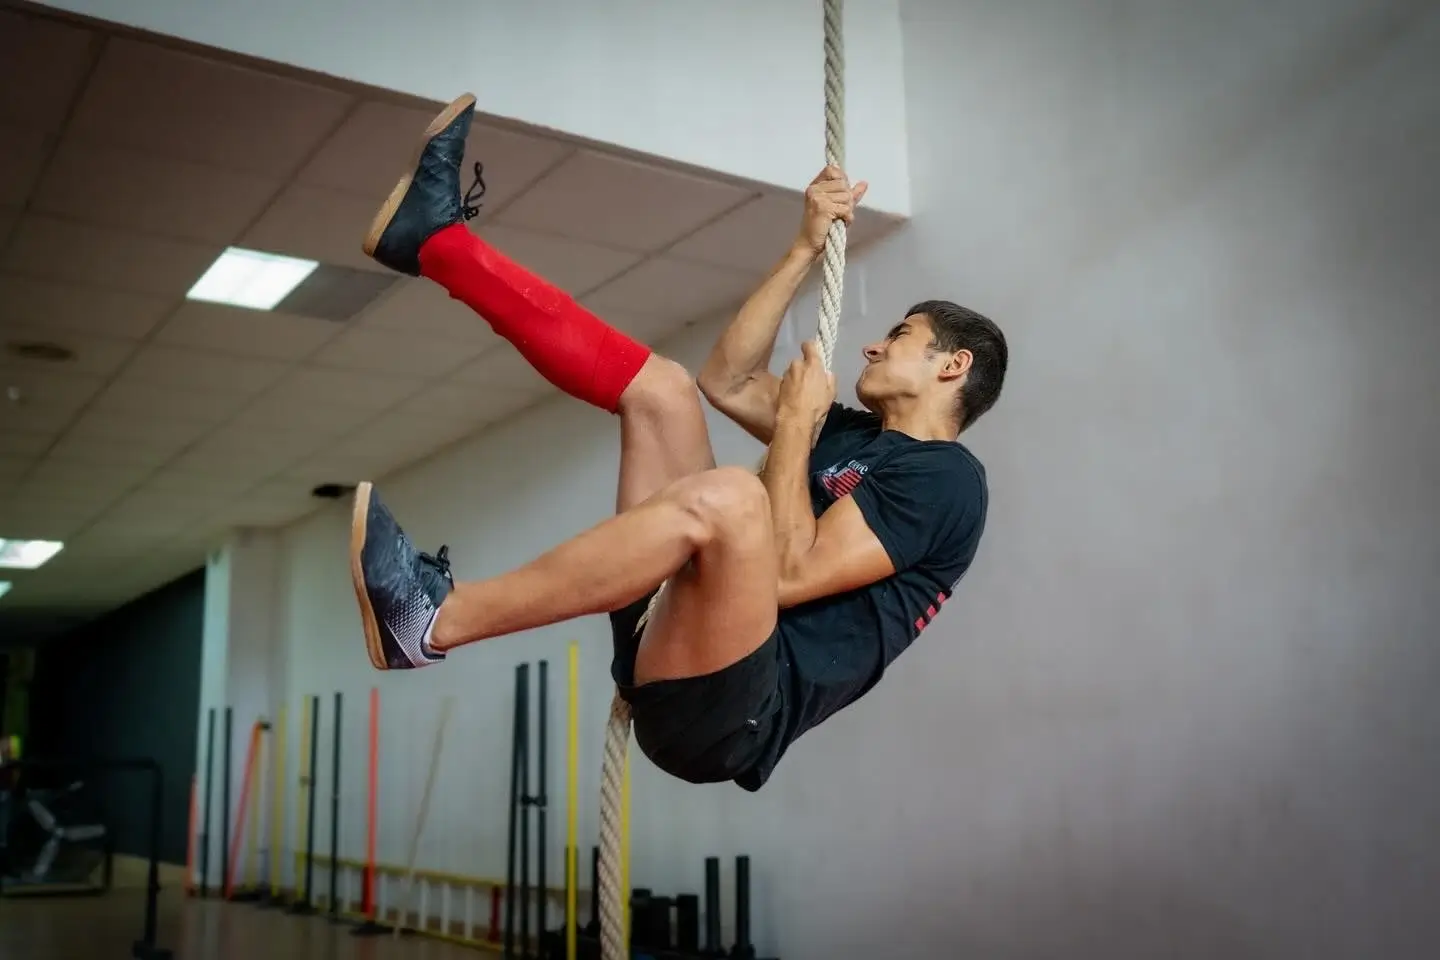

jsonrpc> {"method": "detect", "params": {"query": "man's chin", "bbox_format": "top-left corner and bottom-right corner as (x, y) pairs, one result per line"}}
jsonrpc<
(855, 384), (880, 412)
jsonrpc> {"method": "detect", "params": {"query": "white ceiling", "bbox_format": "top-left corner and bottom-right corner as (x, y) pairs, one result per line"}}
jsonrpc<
(0, 4), (901, 642)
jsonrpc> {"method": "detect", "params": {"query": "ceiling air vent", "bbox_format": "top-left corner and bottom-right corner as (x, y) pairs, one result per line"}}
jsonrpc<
(5, 340), (76, 363)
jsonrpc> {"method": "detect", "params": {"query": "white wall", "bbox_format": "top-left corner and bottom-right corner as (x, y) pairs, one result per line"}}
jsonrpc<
(35, 0), (911, 216)
(272, 0), (1440, 956)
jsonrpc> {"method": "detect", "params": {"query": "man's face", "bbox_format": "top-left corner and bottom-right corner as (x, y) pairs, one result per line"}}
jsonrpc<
(855, 313), (957, 409)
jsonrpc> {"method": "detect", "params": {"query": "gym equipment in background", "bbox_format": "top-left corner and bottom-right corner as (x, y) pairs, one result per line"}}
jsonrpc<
(3, 756), (174, 960)
(0, 778), (112, 897)
(541, 851), (778, 960)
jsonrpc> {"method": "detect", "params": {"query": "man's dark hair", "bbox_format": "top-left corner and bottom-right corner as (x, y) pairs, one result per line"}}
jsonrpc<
(908, 299), (1007, 431)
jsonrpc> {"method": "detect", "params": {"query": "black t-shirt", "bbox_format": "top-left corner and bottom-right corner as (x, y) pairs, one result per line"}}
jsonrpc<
(736, 402), (989, 790)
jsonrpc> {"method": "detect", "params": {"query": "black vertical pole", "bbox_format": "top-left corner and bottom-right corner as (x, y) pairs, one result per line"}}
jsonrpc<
(704, 856), (721, 957)
(504, 665), (523, 959)
(734, 855), (754, 960)
(199, 708), (215, 898)
(329, 691), (342, 919)
(586, 846), (601, 936)
(536, 660), (548, 948)
(143, 760), (163, 950)
(518, 664), (531, 959)
(220, 707), (232, 898)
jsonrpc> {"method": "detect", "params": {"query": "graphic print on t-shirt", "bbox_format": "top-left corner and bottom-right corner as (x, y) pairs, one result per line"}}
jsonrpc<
(817, 458), (870, 500)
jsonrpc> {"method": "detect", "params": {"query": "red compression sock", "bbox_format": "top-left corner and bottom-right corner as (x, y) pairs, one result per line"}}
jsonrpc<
(418, 224), (651, 413)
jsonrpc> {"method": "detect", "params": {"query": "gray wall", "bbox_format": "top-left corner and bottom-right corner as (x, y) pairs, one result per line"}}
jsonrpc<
(269, 1), (1440, 956)
(811, 0), (1438, 955)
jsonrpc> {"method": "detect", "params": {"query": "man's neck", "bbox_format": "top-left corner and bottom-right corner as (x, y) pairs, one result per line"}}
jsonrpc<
(877, 403), (960, 442)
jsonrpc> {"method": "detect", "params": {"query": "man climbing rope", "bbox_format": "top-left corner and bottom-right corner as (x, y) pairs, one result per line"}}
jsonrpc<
(348, 94), (1007, 791)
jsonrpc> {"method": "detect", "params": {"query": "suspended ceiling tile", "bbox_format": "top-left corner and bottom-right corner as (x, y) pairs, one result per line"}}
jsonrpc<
(262, 365), (429, 413)
(0, 365), (108, 415)
(470, 386), (561, 429)
(227, 389), (374, 435)
(0, 10), (96, 134)
(0, 430), (59, 457)
(475, 223), (641, 295)
(309, 325), (485, 378)
(205, 495), (318, 530)
(241, 183), (388, 273)
(282, 452), (393, 486)
(89, 378), (252, 425)
(64, 406), (213, 450)
(144, 467), (263, 499)
(13, 458), (148, 502)
(0, 454), (33, 484)
(356, 278), (501, 346)
(0, 322), (139, 378)
(321, 409), (481, 466)
(583, 257), (755, 323)
(2, 214), (223, 298)
(82, 509), (198, 543)
(495, 149), (755, 254)
(393, 377), (503, 421)
(154, 302), (342, 361)
(0, 493), (105, 540)
(46, 429), (194, 469)
(29, 139), (282, 244)
(668, 193), (802, 272)
(120, 343), (291, 396)
(0, 275), (174, 340)
(0, 398), (77, 436)
(0, 125), (50, 208)
(296, 101), (574, 210)
(448, 348), (553, 395)
(102, 485), (232, 531)
(67, 37), (354, 178)
(168, 423), (325, 479)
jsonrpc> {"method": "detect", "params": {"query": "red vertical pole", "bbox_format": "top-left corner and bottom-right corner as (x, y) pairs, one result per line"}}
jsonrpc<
(184, 776), (198, 896)
(362, 686), (379, 919)
(224, 723), (261, 899)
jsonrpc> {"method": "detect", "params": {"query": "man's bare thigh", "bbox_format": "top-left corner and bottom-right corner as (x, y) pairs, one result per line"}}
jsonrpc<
(616, 355), (716, 514)
(631, 467), (778, 685)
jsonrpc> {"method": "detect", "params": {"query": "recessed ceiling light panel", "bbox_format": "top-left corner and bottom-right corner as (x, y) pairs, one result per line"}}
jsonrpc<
(187, 246), (320, 310)
(0, 538), (64, 570)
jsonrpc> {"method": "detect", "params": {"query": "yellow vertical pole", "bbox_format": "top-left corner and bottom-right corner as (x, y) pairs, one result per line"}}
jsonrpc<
(270, 705), (287, 898)
(566, 642), (579, 960)
(295, 697), (311, 889)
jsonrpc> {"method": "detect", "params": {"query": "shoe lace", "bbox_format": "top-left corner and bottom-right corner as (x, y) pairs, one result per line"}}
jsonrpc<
(418, 544), (454, 588)
(462, 161), (487, 221)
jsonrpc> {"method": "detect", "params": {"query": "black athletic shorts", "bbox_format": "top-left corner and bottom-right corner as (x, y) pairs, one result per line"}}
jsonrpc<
(609, 588), (785, 788)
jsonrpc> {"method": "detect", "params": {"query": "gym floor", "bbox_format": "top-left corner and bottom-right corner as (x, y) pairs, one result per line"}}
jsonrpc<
(0, 887), (485, 960)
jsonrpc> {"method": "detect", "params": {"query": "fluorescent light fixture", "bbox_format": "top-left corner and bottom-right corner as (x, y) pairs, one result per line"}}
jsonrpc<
(0, 539), (64, 570)
(0, 582), (11, 600)
(186, 246), (319, 310)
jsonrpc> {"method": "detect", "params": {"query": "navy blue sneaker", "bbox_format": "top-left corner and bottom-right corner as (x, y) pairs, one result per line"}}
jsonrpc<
(349, 482), (453, 670)
(361, 93), (477, 276)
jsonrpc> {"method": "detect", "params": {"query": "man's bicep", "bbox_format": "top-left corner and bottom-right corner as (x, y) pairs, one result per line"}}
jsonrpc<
(700, 372), (780, 444)
(777, 495), (897, 608)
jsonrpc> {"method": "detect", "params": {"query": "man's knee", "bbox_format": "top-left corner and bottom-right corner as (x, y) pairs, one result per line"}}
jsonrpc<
(617, 355), (698, 416)
(677, 467), (768, 547)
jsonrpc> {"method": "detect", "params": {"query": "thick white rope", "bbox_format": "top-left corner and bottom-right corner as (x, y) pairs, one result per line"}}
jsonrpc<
(598, 3), (847, 957)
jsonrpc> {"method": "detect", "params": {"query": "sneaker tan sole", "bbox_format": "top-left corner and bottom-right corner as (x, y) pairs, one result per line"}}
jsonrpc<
(361, 92), (477, 261)
(348, 481), (388, 670)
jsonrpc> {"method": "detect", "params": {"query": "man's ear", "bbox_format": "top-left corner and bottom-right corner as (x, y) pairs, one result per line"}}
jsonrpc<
(937, 348), (973, 383)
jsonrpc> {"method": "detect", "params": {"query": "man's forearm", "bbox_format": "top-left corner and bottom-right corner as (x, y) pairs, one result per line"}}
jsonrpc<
(761, 415), (820, 578)
(699, 244), (817, 392)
